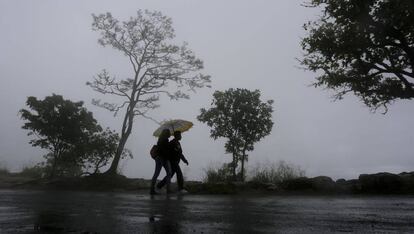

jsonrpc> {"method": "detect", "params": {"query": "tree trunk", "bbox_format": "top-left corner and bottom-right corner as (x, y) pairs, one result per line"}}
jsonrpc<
(105, 104), (135, 175)
(240, 153), (245, 182)
(50, 159), (57, 178)
(106, 134), (129, 174)
(49, 149), (60, 178)
(232, 152), (237, 180)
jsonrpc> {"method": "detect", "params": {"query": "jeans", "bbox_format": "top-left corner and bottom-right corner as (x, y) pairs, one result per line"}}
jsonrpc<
(150, 157), (172, 192)
(158, 161), (184, 190)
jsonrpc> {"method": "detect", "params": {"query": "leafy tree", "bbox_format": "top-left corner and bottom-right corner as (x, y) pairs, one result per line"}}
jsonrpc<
(20, 94), (128, 177)
(301, 0), (414, 111)
(20, 94), (101, 177)
(88, 10), (211, 175)
(197, 89), (274, 181)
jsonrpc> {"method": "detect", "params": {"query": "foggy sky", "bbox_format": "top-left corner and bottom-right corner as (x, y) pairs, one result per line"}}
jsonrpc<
(1, 0), (414, 181)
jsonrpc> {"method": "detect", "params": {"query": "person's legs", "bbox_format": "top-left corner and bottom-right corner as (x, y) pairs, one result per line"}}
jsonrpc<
(162, 160), (172, 192)
(150, 158), (162, 194)
(157, 160), (176, 189)
(173, 163), (184, 190)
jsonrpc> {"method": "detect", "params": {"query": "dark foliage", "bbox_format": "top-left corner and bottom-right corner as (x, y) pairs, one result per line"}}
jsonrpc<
(20, 94), (128, 177)
(301, 0), (414, 111)
(198, 89), (274, 181)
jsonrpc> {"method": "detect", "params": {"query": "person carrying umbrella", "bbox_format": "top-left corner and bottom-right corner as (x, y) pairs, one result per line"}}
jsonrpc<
(157, 130), (189, 193)
(153, 119), (192, 194)
(150, 128), (172, 195)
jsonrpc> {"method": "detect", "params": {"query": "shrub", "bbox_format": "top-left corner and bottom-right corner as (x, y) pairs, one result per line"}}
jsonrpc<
(0, 168), (10, 176)
(249, 160), (305, 184)
(19, 164), (45, 179)
(0, 163), (10, 176)
(203, 163), (235, 183)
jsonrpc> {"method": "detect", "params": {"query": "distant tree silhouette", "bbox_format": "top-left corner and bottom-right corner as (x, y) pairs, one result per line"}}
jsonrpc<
(88, 10), (211, 175)
(197, 89), (274, 181)
(301, 0), (414, 112)
(19, 94), (128, 177)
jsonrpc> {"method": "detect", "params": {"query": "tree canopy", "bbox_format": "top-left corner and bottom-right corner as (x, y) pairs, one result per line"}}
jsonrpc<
(197, 88), (274, 181)
(20, 94), (127, 177)
(88, 10), (211, 174)
(301, 0), (414, 111)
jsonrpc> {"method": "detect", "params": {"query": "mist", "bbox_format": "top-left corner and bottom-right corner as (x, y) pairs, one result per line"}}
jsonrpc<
(1, 0), (414, 181)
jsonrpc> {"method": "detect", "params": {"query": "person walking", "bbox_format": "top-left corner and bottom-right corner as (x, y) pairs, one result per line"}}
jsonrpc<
(150, 129), (172, 195)
(157, 130), (189, 193)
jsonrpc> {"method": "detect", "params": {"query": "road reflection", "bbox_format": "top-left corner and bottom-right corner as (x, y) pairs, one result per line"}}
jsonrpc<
(1, 190), (414, 233)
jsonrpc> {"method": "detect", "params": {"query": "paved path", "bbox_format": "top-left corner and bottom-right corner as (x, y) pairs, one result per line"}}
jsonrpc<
(1, 189), (414, 233)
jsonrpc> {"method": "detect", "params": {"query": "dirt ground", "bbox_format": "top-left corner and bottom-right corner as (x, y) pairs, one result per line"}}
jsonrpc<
(1, 189), (414, 233)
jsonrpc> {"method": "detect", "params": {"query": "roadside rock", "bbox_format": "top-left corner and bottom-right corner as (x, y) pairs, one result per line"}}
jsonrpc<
(359, 172), (403, 193)
(281, 177), (313, 191)
(399, 172), (414, 193)
(335, 179), (360, 193)
(281, 176), (337, 193)
(310, 176), (336, 192)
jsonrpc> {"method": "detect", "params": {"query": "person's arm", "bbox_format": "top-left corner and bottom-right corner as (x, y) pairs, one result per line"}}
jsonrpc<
(177, 142), (188, 165)
(180, 154), (188, 165)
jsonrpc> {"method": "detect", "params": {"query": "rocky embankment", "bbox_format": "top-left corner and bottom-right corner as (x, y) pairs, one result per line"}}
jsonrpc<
(271, 172), (414, 194)
(187, 172), (414, 194)
(2, 172), (414, 195)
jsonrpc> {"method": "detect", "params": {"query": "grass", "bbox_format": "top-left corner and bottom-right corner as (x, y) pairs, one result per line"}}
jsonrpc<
(203, 163), (235, 183)
(0, 163), (10, 176)
(249, 160), (305, 184)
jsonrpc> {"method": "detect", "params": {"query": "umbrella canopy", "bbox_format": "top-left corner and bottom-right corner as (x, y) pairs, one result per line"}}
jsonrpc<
(153, 119), (193, 137)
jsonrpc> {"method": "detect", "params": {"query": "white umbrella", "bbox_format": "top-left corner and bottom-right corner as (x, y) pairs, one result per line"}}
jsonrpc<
(153, 119), (193, 137)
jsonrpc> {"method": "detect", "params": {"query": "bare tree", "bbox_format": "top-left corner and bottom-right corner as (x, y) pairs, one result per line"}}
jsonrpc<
(88, 10), (211, 175)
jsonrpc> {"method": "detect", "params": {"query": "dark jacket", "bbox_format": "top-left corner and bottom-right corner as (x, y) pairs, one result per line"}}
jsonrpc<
(156, 138), (170, 160)
(169, 138), (188, 164)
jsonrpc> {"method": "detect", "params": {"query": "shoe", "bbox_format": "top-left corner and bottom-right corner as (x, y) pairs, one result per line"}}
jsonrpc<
(150, 190), (160, 195)
(155, 187), (162, 193)
(178, 189), (188, 194)
(156, 182), (163, 190)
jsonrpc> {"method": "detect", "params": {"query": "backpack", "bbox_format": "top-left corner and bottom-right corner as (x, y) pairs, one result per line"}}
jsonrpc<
(150, 145), (158, 159)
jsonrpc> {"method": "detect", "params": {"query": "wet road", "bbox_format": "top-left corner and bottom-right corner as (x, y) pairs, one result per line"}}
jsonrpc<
(1, 189), (414, 233)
